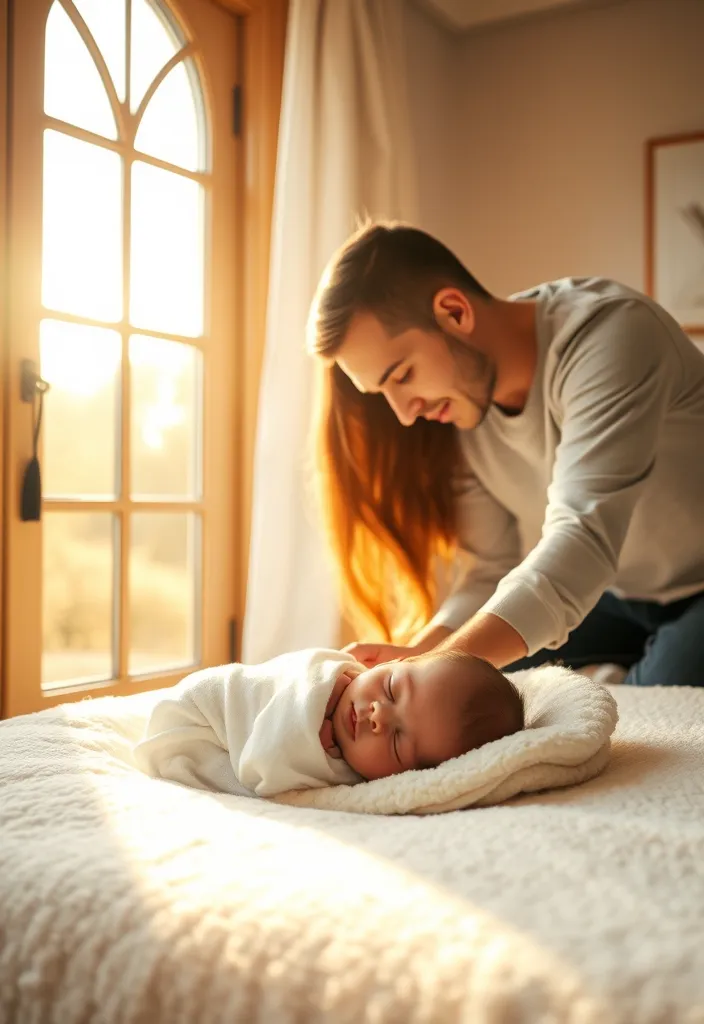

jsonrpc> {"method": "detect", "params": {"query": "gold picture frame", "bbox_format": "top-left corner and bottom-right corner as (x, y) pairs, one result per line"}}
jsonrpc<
(646, 131), (704, 336)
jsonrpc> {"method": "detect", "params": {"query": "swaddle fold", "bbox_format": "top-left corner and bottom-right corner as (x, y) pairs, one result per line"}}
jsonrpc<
(134, 648), (361, 796)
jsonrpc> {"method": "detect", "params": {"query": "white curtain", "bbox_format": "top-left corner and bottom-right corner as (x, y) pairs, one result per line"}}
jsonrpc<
(243, 0), (418, 663)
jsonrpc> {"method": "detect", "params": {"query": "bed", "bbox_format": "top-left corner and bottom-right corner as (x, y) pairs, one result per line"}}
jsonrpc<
(1, 682), (703, 1023)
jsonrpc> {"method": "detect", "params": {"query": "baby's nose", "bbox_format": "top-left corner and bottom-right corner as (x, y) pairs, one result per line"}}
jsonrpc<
(367, 700), (392, 734)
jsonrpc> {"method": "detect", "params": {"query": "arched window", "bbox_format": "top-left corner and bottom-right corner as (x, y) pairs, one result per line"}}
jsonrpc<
(5, 0), (240, 710)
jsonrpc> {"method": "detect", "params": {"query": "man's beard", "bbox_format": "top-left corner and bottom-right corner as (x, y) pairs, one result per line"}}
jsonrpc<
(442, 327), (496, 427)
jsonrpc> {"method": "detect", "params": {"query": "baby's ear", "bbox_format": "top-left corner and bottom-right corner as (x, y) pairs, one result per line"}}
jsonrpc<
(326, 745), (343, 760)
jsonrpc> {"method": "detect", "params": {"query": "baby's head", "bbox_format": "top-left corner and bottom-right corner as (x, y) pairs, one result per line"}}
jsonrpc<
(326, 650), (524, 780)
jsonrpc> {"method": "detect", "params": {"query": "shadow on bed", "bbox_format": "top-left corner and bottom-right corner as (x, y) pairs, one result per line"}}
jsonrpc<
(0, 694), (618, 1024)
(3, 685), (704, 1023)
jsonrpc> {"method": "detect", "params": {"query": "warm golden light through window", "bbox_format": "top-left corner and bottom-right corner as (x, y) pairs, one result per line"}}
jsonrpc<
(42, 130), (123, 321)
(135, 59), (203, 171)
(40, 319), (121, 498)
(40, 0), (207, 689)
(44, 1), (118, 138)
(130, 161), (204, 336)
(72, 0), (127, 102)
(130, 0), (181, 112)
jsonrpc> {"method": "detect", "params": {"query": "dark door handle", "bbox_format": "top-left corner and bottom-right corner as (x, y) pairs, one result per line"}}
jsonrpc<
(20, 359), (51, 522)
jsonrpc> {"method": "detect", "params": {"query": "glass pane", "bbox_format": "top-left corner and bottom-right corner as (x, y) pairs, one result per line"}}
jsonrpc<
(44, 1), (117, 139)
(130, 336), (201, 499)
(42, 130), (123, 322)
(135, 59), (203, 172)
(130, 161), (204, 336)
(129, 513), (199, 674)
(130, 0), (182, 113)
(43, 512), (116, 688)
(73, 0), (127, 102)
(40, 320), (121, 498)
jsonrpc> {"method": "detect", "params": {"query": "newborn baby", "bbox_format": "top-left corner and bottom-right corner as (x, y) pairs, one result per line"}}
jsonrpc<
(320, 650), (524, 780)
(134, 648), (523, 799)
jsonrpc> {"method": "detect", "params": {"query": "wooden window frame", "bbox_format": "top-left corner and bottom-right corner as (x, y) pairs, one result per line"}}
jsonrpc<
(0, 0), (287, 714)
(0, 0), (8, 694)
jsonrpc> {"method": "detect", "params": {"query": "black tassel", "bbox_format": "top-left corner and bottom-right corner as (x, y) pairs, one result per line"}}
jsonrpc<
(19, 361), (49, 522)
(21, 455), (42, 522)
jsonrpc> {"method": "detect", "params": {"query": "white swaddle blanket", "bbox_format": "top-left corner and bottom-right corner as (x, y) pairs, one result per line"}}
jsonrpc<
(135, 655), (617, 813)
(134, 649), (361, 797)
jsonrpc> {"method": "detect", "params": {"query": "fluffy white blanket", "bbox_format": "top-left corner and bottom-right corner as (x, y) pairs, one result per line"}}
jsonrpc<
(2, 682), (704, 1022)
(133, 649), (360, 796)
(276, 664), (618, 813)
(132, 657), (616, 812)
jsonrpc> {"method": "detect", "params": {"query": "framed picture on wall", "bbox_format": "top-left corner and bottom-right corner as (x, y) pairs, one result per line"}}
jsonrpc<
(646, 131), (704, 335)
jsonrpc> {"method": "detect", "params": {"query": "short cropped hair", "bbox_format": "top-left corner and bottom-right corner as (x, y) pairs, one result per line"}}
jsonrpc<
(308, 220), (492, 359)
(438, 649), (524, 759)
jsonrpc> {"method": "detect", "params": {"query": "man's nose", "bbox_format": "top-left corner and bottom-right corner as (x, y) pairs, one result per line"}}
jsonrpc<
(386, 388), (421, 427)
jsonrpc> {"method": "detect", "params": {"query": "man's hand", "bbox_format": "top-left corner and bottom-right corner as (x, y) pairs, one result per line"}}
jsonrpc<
(342, 642), (416, 668)
(343, 624), (453, 667)
(343, 614), (527, 671)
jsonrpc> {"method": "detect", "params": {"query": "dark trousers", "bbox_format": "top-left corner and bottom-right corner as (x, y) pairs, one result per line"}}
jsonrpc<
(505, 589), (704, 687)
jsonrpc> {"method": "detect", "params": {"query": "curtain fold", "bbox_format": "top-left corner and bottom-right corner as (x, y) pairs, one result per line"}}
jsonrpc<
(243, 0), (418, 662)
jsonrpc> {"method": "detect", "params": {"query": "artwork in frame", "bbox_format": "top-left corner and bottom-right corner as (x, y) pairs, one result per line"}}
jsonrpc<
(646, 132), (704, 335)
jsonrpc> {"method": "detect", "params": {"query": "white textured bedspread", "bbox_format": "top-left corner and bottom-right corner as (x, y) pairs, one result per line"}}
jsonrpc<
(1, 684), (703, 1023)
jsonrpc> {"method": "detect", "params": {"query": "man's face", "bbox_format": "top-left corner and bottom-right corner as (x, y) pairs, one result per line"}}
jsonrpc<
(336, 308), (496, 431)
(330, 657), (483, 781)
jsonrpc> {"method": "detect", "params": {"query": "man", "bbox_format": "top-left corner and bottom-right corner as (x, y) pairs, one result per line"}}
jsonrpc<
(307, 223), (704, 685)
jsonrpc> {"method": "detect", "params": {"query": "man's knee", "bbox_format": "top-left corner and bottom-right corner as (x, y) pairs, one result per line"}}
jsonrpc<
(624, 603), (704, 687)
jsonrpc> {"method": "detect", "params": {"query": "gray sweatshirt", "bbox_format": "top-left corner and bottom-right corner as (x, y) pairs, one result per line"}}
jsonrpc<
(432, 278), (704, 656)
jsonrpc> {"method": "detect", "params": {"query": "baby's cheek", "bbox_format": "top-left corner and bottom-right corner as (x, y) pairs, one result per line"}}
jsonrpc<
(345, 739), (387, 781)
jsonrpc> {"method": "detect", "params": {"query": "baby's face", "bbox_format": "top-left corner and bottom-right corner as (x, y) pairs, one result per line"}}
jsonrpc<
(325, 655), (490, 781)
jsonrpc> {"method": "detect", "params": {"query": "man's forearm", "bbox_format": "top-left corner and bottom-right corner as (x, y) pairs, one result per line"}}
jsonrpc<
(425, 612), (528, 668)
(410, 622), (453, 654)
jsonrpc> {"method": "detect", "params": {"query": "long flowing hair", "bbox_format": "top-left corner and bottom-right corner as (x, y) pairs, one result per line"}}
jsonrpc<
(308, 222), (491, 641)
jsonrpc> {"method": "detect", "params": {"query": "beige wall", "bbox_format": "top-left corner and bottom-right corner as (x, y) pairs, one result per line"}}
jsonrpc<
(403, 2), (466, 253)
(405, 0), (704, 298)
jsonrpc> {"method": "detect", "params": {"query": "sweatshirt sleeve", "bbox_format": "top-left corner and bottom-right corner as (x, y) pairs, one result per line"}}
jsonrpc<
(429, 463), (521, 632)
(480, 300), (682, 655)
